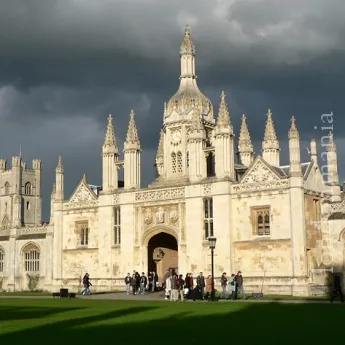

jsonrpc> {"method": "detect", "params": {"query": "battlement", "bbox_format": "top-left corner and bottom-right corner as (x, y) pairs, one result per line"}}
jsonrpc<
(0, 157), (42, 172)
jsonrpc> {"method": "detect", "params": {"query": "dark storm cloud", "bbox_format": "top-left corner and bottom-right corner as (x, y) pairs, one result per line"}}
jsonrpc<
(0, 0), (344, 220)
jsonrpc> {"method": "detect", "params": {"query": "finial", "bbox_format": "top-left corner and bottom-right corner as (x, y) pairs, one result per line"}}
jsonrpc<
(216, 91), (231, 127)
(56, 156), (64, 172)
(82, 173), (87, 183)
(263, 109), (278, 142)
(103, 113), (117, 150)
(289, 116), (299, 139)
(220, 90), (226, 102)
(125, 109), (140, 144)
(242, 113), (246, 121)
(185, 24), (190, 35)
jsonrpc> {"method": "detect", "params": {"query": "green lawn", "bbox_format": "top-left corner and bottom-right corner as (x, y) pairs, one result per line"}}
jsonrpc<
(0, 299), (343, 344)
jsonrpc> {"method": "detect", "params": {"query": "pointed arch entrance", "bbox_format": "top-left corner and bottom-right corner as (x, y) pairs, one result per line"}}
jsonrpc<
(142, 227), (178, 284)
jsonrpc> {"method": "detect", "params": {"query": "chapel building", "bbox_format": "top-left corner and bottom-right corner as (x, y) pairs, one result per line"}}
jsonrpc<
(0, 26), (344, 296)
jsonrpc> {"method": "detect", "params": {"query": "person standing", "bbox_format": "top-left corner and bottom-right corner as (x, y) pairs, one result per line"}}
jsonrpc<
(124, 273), (132, 295)
(330, 273), (344, 303)
(151, 272), (158, 292)
(140, 272), (147, 295)
(170, 273), (178, 301)
(176, 274), (185, 301)
(197, 272), (205, 300)
(235, 271), (246, 299)
(205, 275), (212, 300)
(229, 274), (237, 300)
(220, 272), (228, 299)
(130, 273), (137, 295)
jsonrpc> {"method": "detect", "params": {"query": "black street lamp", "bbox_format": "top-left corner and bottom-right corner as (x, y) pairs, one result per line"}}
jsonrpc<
(208, 236), (217, 301)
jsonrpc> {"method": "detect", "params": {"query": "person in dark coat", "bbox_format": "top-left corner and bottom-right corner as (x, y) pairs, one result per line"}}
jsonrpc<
(124, 273), (132, 295)
(196, 272), (206, 300)
(331, 273), (344, 303)
(130, 273), (137, 295)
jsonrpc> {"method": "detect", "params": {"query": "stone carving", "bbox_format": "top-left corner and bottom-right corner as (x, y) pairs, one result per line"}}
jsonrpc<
(153, 248), (165, 261)
(18, 224), (48, 236)
(241, 160), (280, 184)
(156, 207), (165, 223)
(169, 209), (179, 223)
(203, 184), (211, 195)
(331, 200), (345, 212)
(143, 209), (153, 225)
(113, 194), (120, 204)
(70, 183), (97, 203)
(233, 180), (289, 193)
(66, 183), (98, 210)
(135, 187), (185, 202)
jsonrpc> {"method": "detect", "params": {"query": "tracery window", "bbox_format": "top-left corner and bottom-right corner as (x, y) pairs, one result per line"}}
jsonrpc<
(203, 198), (214, 240)
(252, 207), (270, 236)
(171, 153), (176, 174)
(24, 244), (40, 272)
(76, 221), (89, 246)
(25, 182), (32, 195)
(114, 207), (121, 245)
(4, 182), (10, 195)
(177, 152), (182, 173)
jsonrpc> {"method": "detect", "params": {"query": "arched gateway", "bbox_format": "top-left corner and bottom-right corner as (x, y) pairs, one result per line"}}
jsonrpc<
(142, 227), (178, 284)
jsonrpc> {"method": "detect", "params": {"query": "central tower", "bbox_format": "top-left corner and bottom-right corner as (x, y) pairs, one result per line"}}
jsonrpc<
(156, 25), (215, 181)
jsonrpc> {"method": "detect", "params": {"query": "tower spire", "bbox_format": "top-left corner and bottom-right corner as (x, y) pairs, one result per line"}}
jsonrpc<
(103, 114), (118, 150)
(262, 109), (280, 166)
(263, 109), (278, 141)
(179, 24), (196, 79)
(288, 116), (302, 176)
(125, 110), (140, 145)
(288, 116), (299, 140)
(216, 91), (231, 128)
(237, 114), (254, 166)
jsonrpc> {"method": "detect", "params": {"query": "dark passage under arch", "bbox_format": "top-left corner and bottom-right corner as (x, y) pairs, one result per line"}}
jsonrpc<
(147, 232), (178, 283)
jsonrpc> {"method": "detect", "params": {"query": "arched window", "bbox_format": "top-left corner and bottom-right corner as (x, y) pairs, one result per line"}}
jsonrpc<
(177, 152), (182, 173)
(257, 215), (264, 235)
(23, 244), (40, 272)
(1, 215), (9, 230)
(0, 248), (4, 272)
(25, 182), (32, 195)
(4, 182), (10, 195)
(26, 201), (30, 210)
(171, 153), (176, 174)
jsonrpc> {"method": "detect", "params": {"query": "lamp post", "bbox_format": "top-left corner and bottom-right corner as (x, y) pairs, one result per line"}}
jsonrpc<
(208, 236), (217, 301)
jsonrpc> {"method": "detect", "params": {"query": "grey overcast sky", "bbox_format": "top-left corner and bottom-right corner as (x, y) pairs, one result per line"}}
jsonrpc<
(0, 0), (344, 220)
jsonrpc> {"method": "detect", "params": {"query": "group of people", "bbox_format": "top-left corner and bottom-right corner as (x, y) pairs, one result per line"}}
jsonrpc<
(125, 271), (159, 295)
(162, 270), (246, 301)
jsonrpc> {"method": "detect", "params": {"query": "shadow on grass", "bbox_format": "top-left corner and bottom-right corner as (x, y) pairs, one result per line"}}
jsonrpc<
(0, 301), (343, 345)
(0, 305), (85, 321)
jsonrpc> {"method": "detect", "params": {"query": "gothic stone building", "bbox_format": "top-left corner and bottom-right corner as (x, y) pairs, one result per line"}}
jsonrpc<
(0, 26), (344, 296)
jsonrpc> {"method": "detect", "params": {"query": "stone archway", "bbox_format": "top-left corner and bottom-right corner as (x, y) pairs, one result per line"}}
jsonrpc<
(147, 232), (178, 284)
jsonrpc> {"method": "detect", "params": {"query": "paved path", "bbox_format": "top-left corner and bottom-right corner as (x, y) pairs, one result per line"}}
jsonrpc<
(0, 292), (342, 304)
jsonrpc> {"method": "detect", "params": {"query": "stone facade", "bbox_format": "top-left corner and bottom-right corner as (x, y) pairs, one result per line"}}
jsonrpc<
(0, 26), (344, 296)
